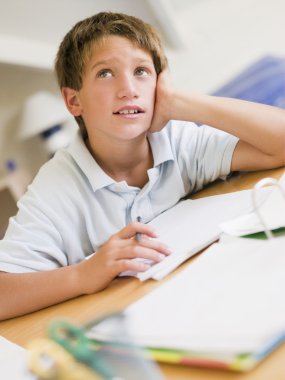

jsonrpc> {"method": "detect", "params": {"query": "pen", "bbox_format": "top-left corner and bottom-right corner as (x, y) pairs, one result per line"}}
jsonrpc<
(135, 216), (142, 242)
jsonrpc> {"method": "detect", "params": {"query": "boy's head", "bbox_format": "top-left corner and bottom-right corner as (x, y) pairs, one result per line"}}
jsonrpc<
(55, 12), (168, 136)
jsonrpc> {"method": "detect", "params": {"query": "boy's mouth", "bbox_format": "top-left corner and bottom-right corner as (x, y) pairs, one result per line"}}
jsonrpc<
(113, 106), (144, 115)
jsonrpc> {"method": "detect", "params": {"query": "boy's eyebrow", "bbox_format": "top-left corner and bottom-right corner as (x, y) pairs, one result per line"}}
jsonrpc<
(91, 58), (154, 71)
(91, 60), (111, 71)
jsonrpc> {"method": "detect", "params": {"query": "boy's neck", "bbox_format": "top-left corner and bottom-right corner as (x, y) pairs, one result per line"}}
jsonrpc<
(86, 137), (153, 188)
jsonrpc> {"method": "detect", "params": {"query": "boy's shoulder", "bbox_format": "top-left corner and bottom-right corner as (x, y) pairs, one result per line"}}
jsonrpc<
(29, 131), (104, 200)
(27, 149), (81, 201)
(35, 131), (90, 181)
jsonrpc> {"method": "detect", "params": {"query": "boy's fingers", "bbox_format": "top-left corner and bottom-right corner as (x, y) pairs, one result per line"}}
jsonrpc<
(116, 245), (167, 263)
(138, 237), (172, 255)
(116, 222), (158, 240)
(118, 259), (151, 273)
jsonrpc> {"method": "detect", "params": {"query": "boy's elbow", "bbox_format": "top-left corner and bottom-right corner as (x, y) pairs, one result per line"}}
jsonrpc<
(281, 148), (285, 167)
(272, 150), (285, 168)
(262, 154), (285, 171)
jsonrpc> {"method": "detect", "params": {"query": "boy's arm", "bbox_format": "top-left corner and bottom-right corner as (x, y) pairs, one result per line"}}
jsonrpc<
(150, 72), (285, 172)
(0, 222), (170, 320)
(0, 266), (82, 320)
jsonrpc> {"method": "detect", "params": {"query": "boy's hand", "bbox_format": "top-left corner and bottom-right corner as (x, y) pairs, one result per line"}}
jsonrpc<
(149, 70), (174, 133)
(75, 221), (172, 294)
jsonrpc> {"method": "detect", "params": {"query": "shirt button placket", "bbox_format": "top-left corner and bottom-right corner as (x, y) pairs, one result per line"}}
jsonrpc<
(125, 192), (137, 225)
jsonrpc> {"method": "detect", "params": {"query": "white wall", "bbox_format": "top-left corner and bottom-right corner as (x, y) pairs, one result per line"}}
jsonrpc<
(166, 0), (285, 92)
(0, 0), (284, 184)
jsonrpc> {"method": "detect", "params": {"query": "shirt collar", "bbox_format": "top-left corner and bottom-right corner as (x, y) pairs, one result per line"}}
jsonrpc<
(148, 122), (175, 167)
(67, 131), (115, 192)
(67, 125), (174, 191)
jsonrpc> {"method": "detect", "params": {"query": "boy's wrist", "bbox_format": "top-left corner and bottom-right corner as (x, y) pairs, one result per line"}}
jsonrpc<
(73, 257), (111, 296)
(171, 91), (209, 124)
(72, 260), (91, 295)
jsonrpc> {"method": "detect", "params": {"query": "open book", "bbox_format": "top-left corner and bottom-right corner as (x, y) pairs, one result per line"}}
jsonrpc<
(122, 186), (271, 281)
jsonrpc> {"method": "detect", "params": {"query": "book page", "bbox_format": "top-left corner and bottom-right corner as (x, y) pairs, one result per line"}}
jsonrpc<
(134, 187), (270, 280)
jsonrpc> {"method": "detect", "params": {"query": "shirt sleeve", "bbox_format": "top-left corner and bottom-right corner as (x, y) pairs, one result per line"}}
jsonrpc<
(0, 185), (69, 273)
(170, 121), (239, 194)
(0, 153), (88, 274)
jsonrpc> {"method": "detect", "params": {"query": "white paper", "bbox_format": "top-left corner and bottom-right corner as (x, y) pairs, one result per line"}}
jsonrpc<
(124, 236), (285, 354)
(136, 188), (267, 281)
(0, 336), (35, 380)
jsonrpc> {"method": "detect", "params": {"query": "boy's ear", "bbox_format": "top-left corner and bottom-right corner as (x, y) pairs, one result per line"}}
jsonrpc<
(61, 87), (82, 117)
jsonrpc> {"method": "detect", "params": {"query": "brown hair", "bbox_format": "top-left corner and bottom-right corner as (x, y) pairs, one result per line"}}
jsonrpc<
(55, 12), (168, 136)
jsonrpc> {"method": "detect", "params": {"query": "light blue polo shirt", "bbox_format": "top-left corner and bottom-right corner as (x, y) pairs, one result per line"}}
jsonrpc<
(0, 121), (238, 273)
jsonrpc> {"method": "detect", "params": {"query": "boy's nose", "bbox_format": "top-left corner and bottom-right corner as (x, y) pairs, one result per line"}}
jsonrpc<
(117, 75), (138, 99)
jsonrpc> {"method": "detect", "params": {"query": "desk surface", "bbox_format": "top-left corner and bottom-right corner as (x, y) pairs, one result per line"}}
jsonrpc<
(1, 168), (285, 380)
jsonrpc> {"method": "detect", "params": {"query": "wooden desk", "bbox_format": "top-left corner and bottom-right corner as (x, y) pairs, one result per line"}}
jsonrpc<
(1, 168), (285, 380)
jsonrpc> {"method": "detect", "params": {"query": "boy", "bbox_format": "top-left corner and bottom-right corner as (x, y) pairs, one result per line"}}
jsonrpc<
(0, 12), (284, 320)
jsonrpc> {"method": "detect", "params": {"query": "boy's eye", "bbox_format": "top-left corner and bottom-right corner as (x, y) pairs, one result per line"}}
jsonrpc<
(97, 69), (112, 78)
(135, 67), (149, 77)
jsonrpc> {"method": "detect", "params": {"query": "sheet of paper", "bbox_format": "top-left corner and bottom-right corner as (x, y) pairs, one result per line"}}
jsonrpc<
(0, 336), (35, 380)
(136, 187), (270, 281)
(220, 170), (285, 236)
(124, 236), (285, 354)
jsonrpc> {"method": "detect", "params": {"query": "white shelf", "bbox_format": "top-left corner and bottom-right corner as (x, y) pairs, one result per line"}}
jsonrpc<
(0, 35), (56, 70)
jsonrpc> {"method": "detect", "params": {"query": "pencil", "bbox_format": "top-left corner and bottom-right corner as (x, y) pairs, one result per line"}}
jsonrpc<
(135, 216), (142, 242)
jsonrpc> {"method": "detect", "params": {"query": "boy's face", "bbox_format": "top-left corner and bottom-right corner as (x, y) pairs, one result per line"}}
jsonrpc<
(71, 36), (157, 144)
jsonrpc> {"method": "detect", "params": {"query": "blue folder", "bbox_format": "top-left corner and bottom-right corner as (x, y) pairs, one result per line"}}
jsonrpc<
(213, 55), (285, 108)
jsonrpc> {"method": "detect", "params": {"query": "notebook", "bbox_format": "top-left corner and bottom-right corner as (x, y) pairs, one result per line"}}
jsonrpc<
(91, 235), (285, 371)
